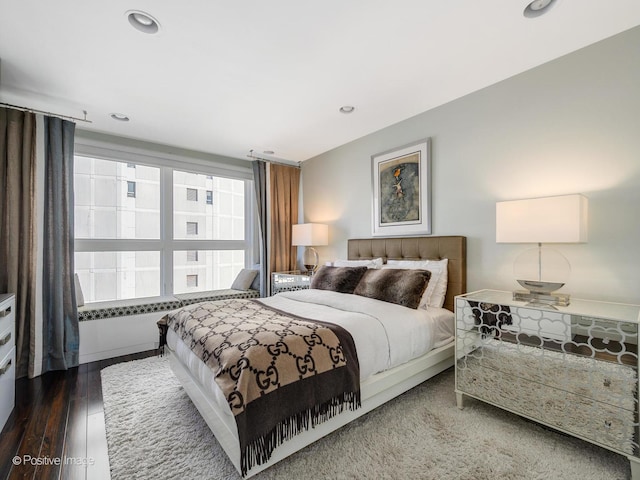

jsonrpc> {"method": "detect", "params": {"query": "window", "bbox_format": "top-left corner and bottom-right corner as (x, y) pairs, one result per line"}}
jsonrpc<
(186, 222), (198, 235)
(74, 152), (252, 303)
(186, 188), (198, 202)
(206, 190), (213, 205)
(174, 171), (244, 240)
(75, 251), (161, 302)
(74, 157), (160, 240)
(174, 250), (244, 293)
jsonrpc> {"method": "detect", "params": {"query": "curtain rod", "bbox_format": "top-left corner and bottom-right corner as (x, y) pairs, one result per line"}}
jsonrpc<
(247, 150), (301, 168)
(0, 101), (92, 123)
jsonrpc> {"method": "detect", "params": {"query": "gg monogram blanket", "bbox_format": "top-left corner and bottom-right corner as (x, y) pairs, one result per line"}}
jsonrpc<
(167, 298), (361, 475)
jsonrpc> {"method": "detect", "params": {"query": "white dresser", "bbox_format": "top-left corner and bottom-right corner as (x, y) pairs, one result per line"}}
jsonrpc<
(0, 294), (16, 433)
(455, 290), (640, 478)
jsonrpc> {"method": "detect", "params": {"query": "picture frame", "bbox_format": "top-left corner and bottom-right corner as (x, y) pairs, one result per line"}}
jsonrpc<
(371, 138), (431, 236)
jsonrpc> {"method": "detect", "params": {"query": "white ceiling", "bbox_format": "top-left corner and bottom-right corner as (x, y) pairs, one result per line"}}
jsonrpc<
(1, 1), (639, 163)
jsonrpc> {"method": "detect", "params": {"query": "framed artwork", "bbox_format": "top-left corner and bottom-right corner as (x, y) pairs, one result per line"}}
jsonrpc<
(371, 138), (431, 236)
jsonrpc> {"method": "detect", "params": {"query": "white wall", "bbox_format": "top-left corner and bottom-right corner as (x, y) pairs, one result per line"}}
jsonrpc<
(301, 26), (640, 304)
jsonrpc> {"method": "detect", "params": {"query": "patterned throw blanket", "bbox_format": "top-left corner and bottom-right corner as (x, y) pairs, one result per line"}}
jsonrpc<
(167, 298), (361, 475)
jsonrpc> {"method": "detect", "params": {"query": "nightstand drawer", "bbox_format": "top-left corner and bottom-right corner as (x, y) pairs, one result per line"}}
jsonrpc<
(0, 297), (14, 337)
(271, 271), (312, 295)
(0, 346), (16, 432)
(0, 295), (14, 370)
(457, 338), (637, 411)
(457, 363), (637, 455)
(455, 298), (571, 341)
(0, 325), (12, 364)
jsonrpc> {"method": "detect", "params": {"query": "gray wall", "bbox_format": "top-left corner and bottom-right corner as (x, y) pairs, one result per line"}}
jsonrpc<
(301, 26), (640, 304)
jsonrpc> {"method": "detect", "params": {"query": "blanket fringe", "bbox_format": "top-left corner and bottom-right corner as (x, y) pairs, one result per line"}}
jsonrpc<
(240, 391), (361, 476)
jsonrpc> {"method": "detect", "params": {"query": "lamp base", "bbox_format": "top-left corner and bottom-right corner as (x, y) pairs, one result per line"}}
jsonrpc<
(513, 290), (570, 307)
(302, 247), (319, 274)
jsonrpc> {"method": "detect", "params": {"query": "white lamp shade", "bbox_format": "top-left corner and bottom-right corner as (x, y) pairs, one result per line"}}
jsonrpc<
(496, 194), (588, 243)
(292, 223), (329, 246)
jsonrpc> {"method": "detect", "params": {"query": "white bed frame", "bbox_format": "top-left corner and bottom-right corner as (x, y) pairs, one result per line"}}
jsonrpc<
(168, 236), (466, 477)
(168, 342), (453, 477)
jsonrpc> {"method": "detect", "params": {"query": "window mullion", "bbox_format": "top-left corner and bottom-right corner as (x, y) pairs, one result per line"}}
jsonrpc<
(161, 166), (174, 296)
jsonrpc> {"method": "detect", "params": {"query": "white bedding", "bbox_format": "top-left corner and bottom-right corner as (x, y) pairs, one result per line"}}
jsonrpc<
(167, 289), (454, 416)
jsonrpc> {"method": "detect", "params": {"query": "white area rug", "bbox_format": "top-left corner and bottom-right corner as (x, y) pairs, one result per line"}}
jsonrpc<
(101, 356), (630, 480)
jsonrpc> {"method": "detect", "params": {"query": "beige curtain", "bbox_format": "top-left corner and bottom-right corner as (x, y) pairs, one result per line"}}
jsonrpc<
(0, 107), (37, 378)
(269, 163), (300, 274)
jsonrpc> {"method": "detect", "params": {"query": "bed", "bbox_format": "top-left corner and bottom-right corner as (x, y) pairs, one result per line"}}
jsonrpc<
(166, 235), (466, 477)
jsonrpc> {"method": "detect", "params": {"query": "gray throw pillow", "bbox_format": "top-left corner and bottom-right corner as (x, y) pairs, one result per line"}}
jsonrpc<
(231, 269), (260, 291)
(353, 268), (431, 309)
(310, 266), (368, 294)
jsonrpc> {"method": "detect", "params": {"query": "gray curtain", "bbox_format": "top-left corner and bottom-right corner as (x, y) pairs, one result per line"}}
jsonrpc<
(42, 116), (78, 373)
(252, 160), (268, 296)
(0, 107), (37, 378)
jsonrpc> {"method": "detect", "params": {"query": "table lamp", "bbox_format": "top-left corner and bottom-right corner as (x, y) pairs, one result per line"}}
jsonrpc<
(496, 194), (588, 306)
(292, 223), (329, 274)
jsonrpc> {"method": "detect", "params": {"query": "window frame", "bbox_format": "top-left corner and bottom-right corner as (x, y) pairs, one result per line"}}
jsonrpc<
(74, 138), (256, 303)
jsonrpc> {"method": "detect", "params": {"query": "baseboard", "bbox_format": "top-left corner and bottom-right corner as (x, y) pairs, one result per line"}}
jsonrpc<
(80, 342), (158, 364)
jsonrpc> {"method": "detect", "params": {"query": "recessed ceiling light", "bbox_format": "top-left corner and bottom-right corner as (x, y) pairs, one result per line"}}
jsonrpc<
(523, 0), (557, 18)
(126, 10), (160, 34)
(110, 113), (130, 122)
(263, 150), (275, 155)
(339, 106), (355, 114)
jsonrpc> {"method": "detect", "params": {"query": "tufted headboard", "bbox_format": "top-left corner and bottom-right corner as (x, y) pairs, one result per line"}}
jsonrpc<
(347, 236), (467, 312)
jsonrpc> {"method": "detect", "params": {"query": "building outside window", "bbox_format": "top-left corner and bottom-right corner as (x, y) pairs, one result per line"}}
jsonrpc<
(186, 222), (198, 235)
(186, 187), (198, 202)
(74, 153), (251, 303)
(206, 190), (213, 205)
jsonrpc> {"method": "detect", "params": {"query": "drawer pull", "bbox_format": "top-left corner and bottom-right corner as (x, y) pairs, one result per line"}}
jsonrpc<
(603, 378), (611, 388)
(604, 420), (612, 429)
(0, 332), (10, 346)
(0, 306), (11, 317)
(0, 358), (11, 376)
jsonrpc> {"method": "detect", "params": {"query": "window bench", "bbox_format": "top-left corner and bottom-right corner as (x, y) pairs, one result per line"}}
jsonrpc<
(78, 289), (260, 322)
(78, 289), (261, 364)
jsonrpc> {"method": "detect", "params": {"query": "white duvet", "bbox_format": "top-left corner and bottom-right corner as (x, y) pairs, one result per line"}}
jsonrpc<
(258, 289), (453, 379)
(167, 289), (454, 414)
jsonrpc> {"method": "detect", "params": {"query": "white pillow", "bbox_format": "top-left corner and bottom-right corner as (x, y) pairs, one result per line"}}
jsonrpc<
(385, 259), (448, 308)
(331, 258), (383, 269)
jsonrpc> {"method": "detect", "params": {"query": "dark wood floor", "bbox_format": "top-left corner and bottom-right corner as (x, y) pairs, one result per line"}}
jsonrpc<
(0, 350), (157, 480)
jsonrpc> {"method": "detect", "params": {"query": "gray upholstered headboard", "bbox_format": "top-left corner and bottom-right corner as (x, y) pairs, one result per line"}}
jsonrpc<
(347, 236), (467, 312)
